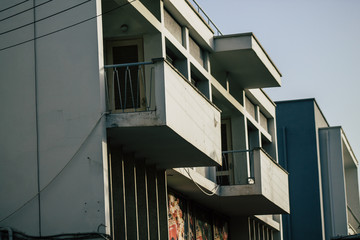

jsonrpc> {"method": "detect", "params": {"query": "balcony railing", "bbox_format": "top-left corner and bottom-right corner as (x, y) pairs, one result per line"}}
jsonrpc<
(170, 147), (289, 215)
(104, 59), (162, 113)
(217, 147), (289, 214)
(217, 147), (287, 186)
(217, 149), (255, 186)
(186, 0), (223, 36)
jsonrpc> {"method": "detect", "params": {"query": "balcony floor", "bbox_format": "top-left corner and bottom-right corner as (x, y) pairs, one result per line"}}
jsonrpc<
(167, 168), (289, 216)
(107, 113), (220, 169)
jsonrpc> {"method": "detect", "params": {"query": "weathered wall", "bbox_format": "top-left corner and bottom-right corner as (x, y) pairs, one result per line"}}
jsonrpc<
(164, 62), (221, 166)
(0, 0), (108, 236)
(0, 0), (39, 235)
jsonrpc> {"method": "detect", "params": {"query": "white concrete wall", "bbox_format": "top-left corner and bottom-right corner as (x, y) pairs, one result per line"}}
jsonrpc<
(164, 0), (214, 48)
(189, 36), (204, 67)
(0, 0), (40, 235)
(0, 0), (108, 236)
(319, 127), (348, 239)
(258, 149), (290, 213)
(314, 101), (329, 240)
(164, 62), (221, 165)
(164, 9), (182, 45)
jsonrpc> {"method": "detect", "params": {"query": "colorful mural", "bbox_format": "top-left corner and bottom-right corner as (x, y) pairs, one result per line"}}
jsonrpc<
(213, 218), (229, 240)
(167, 193), (229, 240)
(195, 208), (212, 240)
(168, 193), (188, 240)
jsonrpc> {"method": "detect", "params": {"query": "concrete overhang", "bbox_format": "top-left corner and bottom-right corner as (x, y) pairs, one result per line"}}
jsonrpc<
(167, 167), (289, 216)
(167, 149), (290, 216)
(102, 0), (161, 38)
(107, 124), (218, 169)
(211, 33), (282, 89)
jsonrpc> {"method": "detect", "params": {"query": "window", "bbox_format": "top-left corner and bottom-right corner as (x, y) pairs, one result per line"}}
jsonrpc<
(190, 65), (210, 99)
(165, 40), (188, 78)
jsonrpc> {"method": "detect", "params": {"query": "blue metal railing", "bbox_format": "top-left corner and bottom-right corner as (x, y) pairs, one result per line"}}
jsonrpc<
(187, 0), (223, 36)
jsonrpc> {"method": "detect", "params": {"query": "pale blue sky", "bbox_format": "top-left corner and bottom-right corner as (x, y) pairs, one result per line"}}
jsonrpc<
(196, 0), (360, 158)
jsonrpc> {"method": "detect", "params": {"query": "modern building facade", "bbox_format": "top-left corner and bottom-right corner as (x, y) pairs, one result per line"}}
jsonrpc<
(276, 99), (360, 240)
(0, 0), (289, 239)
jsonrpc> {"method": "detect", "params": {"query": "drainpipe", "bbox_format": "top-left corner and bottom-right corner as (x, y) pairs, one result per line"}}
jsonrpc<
(0, 227), (13, 240)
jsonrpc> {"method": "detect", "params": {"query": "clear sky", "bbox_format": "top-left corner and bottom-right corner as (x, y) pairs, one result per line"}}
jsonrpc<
(195, 0), (360, 158)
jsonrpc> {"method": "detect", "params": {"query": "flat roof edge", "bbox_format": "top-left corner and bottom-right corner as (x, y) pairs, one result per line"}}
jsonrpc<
(275, 98), (316, 104)
(214, 32), (282, 77)
(275, 98), (331, 127)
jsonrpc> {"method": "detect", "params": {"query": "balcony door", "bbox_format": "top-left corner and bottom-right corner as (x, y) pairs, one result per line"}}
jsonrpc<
(106, 39), (144, 112)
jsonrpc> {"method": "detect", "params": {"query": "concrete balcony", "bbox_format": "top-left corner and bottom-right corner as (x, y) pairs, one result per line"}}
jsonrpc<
(167, 148), (289, 216)
(105, 59), (221, 168)
(211, 33), (282, 89)
(219, 148), (289, 215)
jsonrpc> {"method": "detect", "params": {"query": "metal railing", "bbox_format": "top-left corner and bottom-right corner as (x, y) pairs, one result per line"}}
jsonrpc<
(187, 0), (223, 36)
(217, 149), (254, 186)
(347, 205), (360, 230)
(104, 60), (157, 112)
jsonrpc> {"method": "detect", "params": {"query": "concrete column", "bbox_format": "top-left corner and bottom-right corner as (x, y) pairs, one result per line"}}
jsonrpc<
(182, 26), (189, 50)
(183, 26), (191, 81)
(255, 105), (260, 122)
(247, 218), (255, 240)
(110, 149), (126, 240)
(259, 223), (264, 240)
(248, 128), (260, 180)
(123, 153), (138, 240)
(135, 159), (149, 240)
(266, 118), (278, 161)
(147, 165), (159, 240)
(157, 170), (169, 240)
(231, 115), (249, 184)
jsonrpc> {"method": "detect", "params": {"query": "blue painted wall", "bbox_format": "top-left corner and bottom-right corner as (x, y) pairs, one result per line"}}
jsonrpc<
(276, 99), (325, 240)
